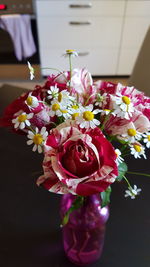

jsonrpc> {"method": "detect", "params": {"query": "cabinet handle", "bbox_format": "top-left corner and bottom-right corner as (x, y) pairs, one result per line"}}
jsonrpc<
(69, 21), (91, 25)
(78, 52), (90, 56)
(69, 4), (92, 8)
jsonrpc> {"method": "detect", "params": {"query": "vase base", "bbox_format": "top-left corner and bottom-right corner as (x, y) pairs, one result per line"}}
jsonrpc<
(65, 248), (103, 266)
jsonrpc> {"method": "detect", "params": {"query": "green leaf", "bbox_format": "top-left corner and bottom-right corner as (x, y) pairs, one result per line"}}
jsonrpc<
(100, 186), (112, 208)
(116, 162), (128, 181)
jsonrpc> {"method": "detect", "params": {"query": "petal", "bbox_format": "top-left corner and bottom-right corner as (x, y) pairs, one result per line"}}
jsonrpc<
(14, 122), (19, 128)
(93, 119), (100, 126)
(26, 120), (30, 126)
(20, 122), (25, 129)
(27, 140), (33, 145)
(32, 144), (37, 152)
(38, 145), (43, 153)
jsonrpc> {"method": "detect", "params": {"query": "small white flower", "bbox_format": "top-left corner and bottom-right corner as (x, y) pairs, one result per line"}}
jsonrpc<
(112, 93), (134, 120)
(27, 127), (48, 153)
(122, 128), (142, 143)
(25, 93), (39, 108)
(58, 90), (75, 107)
(143, 132), (150, 148)
(63, 49), (78, 57)
(76, 104), (100, 129)
(49, 100), (66, 117)
(130, 143), (146, 159)
(125, 185), (141, 199)
(95, 93), (107, 107)
(115, 149), (124, 165)
(68, 104), (82, 120)
(12, 112), (33, 130)
(47, 85), (59, 100)
(27, 61), (35, 80)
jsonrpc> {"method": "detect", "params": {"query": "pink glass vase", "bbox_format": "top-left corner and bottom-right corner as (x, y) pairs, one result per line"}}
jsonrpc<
(60, 193), (109, 266)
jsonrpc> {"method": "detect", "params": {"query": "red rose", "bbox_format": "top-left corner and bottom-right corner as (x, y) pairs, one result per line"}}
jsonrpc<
(37, 121), (118, 196)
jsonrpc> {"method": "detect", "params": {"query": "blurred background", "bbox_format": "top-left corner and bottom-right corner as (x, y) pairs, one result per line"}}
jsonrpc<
(0, 0), (150, 94)
(0, 2), (150, 266)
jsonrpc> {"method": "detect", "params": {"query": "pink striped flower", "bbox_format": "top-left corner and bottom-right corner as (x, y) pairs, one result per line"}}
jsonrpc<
(37, 121), (118, 196)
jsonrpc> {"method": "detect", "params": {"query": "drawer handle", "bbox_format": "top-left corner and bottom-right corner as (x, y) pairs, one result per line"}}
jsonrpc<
(78, 52), (89, 56)
(69, 21), (91, 25)
(69, 4), (92, 8)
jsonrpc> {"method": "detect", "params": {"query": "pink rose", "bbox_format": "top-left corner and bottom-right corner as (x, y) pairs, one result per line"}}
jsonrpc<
(37, 121), (118, 196)
(70, 68), (96, 105)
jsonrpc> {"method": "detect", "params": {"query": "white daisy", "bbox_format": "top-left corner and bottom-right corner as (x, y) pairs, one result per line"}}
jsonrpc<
(47, 85), (59, 100)
(130, 143), (146, 159)
(112, 93), (134, 120)
(115, 149), (124, 166)
(125, 185), (141, 199)
(58, 109), (72, 120)
(143, 132), (150, 148)
(122, 128), (142, 143)
(25, 93), (39, 108)
(95, 93), (107, 107)
(12, 112), (33, 130)
(58, 90), (75, 106)
(63, 49), (78, 57)
(68, 104), (82, 120)
(27, 61), (35, 80)
(49, 100), (67, 117)
(76, 104), (100, 129)
(27, 127), (48, 153)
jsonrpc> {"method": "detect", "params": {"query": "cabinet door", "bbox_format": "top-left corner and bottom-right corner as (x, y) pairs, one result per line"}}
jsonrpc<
(117, 1), (150, 75)
(40, 47), (119, 76)
(37, 17), (123, 48)
(36, 0), (125, 17)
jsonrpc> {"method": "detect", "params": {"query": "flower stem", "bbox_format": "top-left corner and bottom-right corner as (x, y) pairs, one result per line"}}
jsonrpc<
(69, 54), (72, 89)
(127, 171), (150, 177)
(100, 112), (111, 131)
(123, 175), (132, 189)
(61, 195), (84, 227)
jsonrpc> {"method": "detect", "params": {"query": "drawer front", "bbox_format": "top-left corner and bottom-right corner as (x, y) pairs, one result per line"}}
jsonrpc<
(126, 1), (150, 17)
(37, 17), (123, 48)
(121, 18), (150, 48)
(36, 1), (125, 17)
(39, 47), (119, 76)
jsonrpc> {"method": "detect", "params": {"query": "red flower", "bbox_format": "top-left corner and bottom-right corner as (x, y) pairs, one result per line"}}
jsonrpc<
(37, 121), (118, 196)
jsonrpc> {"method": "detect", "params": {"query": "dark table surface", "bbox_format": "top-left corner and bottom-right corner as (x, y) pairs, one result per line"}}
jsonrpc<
(0, 84), (150, 267)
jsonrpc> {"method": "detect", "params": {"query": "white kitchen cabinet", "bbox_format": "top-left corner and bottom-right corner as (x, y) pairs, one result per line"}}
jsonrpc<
(36, 0), (125, 76)
(35, 0), (150, 76)
(117, 1), (150, 75)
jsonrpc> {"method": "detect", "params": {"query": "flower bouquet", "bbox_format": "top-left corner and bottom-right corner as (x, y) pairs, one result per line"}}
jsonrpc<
(1, 50), (150, 266)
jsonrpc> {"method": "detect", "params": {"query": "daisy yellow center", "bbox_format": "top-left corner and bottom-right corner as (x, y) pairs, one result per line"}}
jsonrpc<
(52, 103), (60, 111)
(72, 112), (79, 120)
(115, 151), (119, 158)
(26, 96), (33, 106)
(147, 135), (150, 141)
(72, 105), (78, 110)
(133, 144), (141, 152)
(58, 93), (62, 102)
(18, 114), (27, 122)
(83, 111), (94, 121)
(33, 134), (43, 145)
(122, 96), (131, 105)
(66, 49), (75, 54)
(127, 128), (136, 137)
(61, 110), (67, 113)
(104, 109), (111, 112)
